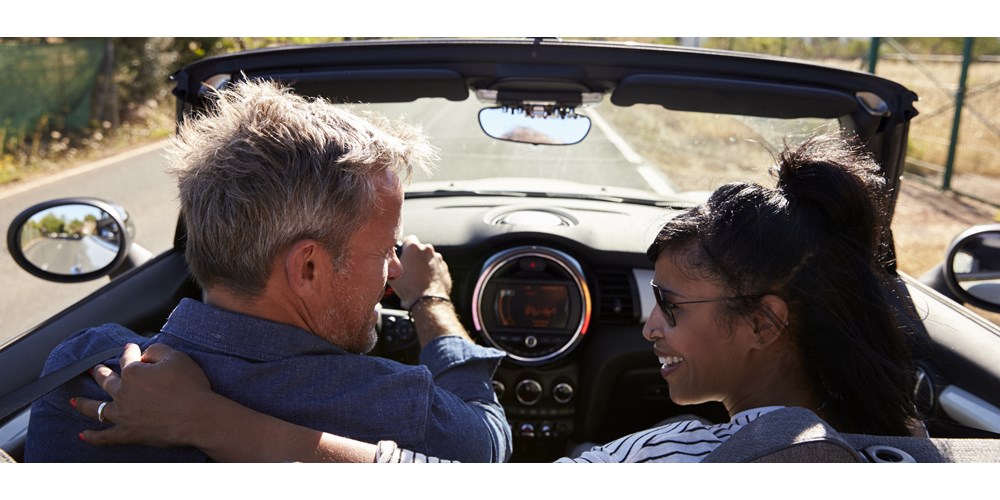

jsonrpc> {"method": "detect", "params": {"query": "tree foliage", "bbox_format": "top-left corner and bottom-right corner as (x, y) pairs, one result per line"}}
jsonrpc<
(108, 38), (346, 116)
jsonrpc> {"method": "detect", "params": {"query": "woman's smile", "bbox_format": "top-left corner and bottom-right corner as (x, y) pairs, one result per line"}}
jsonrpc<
(655, 350), (684, 379)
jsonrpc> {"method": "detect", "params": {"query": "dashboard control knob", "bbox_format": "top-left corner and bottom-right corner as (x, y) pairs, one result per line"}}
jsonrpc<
(381, 315), (396, 343)
(524, 335), (538, 348)
(396, 319), (415, 341)
(519, 422), (536, 438)
(515, 379), (543, 406)
(492, 380), (505, 399)
(553, 382), (575, 404)
(540, 423), (554, 438)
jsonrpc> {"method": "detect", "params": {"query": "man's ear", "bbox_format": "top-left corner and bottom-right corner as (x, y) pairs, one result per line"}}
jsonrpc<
(284, 239), (323, 297)
(749, 294), (790, 350)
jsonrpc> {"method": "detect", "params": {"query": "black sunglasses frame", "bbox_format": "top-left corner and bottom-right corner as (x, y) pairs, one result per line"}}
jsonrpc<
(650, 281), (760, 327)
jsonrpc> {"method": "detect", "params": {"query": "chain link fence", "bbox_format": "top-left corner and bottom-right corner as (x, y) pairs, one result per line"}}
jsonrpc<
(874, 38), (1000, 207)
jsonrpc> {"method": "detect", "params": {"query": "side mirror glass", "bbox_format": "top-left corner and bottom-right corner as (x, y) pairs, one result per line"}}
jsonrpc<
(478, 107), (591, 145)
(6, 198), (132, 283)
(946, 225), (1000, 311)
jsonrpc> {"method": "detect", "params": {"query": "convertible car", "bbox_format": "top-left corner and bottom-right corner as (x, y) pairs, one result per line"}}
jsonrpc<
(3, 38), (1000, 463)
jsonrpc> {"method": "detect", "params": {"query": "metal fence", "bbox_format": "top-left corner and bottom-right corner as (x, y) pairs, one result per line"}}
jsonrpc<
(0, 39), (106, 134)
(871, 37), (1000, 207)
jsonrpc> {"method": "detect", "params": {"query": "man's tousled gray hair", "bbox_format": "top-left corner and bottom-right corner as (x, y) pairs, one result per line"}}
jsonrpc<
(168, 79), (435, 296)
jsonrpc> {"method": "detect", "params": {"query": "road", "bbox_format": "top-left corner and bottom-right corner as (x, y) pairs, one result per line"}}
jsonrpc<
(0, 141), (178, 347)
(23, 235), (120, 274)
(365, 99), (668, 193)
(0, 99), (669, 348)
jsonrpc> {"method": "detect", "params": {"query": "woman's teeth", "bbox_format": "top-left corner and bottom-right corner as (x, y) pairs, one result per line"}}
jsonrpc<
(659, 356), (683, 367)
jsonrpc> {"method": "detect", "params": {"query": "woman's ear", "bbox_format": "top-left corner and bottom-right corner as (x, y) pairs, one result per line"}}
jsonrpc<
(749, 294), (790, 349)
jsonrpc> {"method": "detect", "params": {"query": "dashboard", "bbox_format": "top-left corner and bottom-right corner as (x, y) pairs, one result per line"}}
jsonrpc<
(373, 195), (730, 462)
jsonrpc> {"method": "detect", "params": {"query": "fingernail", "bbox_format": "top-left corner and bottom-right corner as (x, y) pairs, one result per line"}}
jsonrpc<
(78, 432), (86, 442)
(69, 398), (77, 409)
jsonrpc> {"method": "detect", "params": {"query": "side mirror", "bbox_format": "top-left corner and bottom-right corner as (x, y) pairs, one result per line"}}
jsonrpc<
(478, 107), (591, 145)
(6, 198), (134, 283)
(945, 224), (1000, 312)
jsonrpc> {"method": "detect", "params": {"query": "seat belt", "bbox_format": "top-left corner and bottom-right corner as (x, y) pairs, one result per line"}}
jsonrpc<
(0, 346), (124, 422)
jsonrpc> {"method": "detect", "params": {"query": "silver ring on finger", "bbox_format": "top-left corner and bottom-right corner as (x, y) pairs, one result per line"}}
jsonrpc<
(97, 401), (109, 423)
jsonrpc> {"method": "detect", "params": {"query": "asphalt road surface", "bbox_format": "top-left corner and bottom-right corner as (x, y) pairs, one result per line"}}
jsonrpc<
(22, 235), (120, 275)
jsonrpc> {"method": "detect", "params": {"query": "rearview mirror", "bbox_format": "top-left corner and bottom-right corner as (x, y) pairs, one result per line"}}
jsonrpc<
(945, 225), (1000, 311)
(6, 198), (133, 283)
(478, 107), (591, 145)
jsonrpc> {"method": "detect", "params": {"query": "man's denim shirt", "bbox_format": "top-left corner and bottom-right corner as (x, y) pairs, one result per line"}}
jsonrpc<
(26, 298), (511, 463)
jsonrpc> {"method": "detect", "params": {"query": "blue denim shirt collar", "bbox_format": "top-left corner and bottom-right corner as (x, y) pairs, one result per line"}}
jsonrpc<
(160, 298), (346, 361)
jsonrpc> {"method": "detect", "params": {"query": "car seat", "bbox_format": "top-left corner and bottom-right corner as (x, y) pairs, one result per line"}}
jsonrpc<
(702, 406), (1000, 462)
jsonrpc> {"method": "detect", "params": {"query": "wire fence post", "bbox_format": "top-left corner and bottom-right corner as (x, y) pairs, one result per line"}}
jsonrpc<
(868, 37), (881, 74)
(942, 37), (975, 191)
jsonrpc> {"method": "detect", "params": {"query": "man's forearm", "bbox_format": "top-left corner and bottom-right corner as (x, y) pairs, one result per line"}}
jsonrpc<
(409, 299), (471, 347)
(191, 391), (377, 462)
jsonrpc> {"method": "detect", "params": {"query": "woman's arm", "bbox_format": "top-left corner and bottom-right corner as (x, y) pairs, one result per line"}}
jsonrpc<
(74, 343), (378, 463)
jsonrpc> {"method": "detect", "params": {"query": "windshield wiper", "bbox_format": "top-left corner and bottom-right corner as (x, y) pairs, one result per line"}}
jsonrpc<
(406, 189), (696, 208)
(406, 189), (528, 199)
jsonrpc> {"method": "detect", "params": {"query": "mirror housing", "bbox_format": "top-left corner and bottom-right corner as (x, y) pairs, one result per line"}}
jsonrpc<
(6, 198), (134, 283)
(944, 224), (1000, 312)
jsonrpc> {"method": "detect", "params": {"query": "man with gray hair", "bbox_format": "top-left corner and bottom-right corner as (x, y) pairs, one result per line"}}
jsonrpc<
(25, 79), (511, 462)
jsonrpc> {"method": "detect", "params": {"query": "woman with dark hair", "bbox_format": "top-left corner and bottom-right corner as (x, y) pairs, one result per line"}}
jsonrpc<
(640, 132), (916, 438)
(69, 132), (919, 462)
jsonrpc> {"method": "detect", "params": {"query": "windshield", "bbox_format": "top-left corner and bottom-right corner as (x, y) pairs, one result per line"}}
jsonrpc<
(359, 93), (837, 202)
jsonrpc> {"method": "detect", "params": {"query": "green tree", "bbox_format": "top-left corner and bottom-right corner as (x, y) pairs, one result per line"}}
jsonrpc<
(38, 213), (63, 234)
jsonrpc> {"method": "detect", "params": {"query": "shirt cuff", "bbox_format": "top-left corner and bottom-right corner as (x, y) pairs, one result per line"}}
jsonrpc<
(419, 335), (505, 378)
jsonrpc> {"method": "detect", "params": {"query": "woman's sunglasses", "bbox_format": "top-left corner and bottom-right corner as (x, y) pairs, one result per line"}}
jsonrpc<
(650, 281), (760, 327)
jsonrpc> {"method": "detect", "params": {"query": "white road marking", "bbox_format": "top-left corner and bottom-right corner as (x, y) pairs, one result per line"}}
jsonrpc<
(588, 109), (675, 196)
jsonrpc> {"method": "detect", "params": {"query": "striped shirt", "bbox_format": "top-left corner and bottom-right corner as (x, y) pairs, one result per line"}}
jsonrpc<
(556, 406), (784, 463)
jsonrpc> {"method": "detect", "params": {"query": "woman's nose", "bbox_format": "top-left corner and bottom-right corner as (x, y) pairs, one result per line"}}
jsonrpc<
(642, 306), (666, 341)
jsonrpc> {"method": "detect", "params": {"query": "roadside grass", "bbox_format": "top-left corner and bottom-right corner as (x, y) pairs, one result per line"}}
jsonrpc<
(0, 100), (174, 188)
